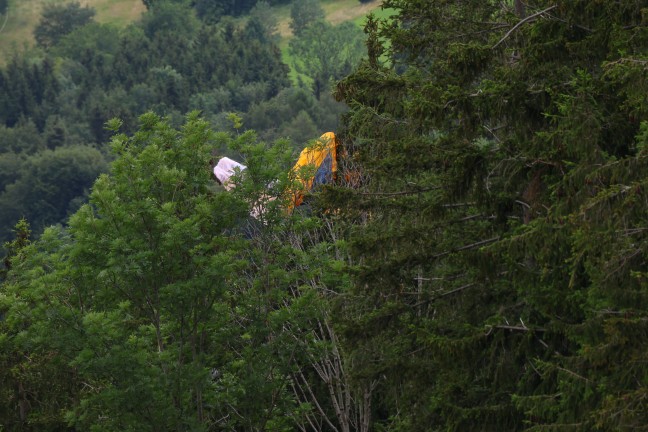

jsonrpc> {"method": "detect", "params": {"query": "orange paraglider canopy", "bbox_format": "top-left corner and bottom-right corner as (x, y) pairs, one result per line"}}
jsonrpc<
(288, 132), (338, 209)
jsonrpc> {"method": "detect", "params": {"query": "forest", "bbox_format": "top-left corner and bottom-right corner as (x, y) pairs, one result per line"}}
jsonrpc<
(1, 0), (647, 431)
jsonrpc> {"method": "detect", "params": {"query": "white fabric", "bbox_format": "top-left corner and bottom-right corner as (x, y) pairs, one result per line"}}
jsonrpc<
(213, 157), (246, 191)
(213, 156), (274, 220)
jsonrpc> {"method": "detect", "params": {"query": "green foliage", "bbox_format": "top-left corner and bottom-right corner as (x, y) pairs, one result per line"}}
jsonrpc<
(52, 22), (121, 60)
(245, 87), (347, 145)
(1, 0), (647, 431)
(0, 118), (45, 154)
(0, 218), (30, 280)
(191, 0), (290, 22)
(0, 0), (376, 243)
(68, 112), (255, 428)
(34, 2), (96, 49)
(0, 0), (303, 242)
(140, 0), (199, 38)
(0, 56), (59, 128)
(248, 1), (279, 42)
(0, 113), (358, 430)
(290, 19), (366, 99)
(0, 145), (108, 241)
(0, 224), (82, 430)
(193, 0), (256, 22)
(331, 0), (648, 430)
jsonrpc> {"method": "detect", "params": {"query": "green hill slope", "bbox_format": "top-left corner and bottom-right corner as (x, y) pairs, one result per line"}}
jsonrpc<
(0, 0), (384, 64)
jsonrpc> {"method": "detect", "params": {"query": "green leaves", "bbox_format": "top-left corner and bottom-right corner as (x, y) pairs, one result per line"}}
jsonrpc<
(34, 2), (96, 49)
(0, 111), (360, 430)
(290, 20), (366, 99)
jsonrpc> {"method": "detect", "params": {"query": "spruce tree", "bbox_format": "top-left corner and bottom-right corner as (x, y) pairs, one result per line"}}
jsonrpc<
(332, 1), (648, 430)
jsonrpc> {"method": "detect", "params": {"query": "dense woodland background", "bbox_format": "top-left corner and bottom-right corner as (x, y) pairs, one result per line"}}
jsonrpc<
(1, 0), (648, 431)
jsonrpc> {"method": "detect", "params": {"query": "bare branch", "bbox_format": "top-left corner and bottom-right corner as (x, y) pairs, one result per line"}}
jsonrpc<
(294, 369), (340, 432)
(358, 186), (442, 197)
(515, 200), (531, 209)
(487, 324), (547, 332)
(432, 236), (500, 260)
(413, 282), (477, 308)
(556, 366), (592, 383)
(442, 202), (476, 208)
(493, 5), (558, 49)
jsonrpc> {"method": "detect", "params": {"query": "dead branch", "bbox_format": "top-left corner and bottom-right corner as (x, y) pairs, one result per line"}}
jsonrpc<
(358, 186), (442, 197)
(493, 5), (557, 49)
(432, 236), (500, 260)
(487, 324), (547, 332)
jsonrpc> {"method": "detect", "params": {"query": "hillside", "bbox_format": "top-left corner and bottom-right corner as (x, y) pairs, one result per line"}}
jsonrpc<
(0, 0), (383, 64)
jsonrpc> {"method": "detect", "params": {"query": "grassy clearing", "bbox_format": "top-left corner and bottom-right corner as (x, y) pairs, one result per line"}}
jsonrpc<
(0, 0), (41, 58)
(87, 0), (146, 26)
(325, 0), (381, 25)
(272, 3), (295, 38)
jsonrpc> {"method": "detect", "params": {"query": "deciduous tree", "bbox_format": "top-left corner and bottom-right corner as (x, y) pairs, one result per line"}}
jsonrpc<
(34, 2), (96, 49)
(289, 0), (324, 36)
(290, 20), (365, 99)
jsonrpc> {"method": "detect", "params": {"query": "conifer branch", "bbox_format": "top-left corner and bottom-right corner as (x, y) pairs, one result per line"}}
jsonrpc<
(413, 273), (467, 283)
(455, 23), (510, 39)
(492, 5), (557, 49)
(604, 58), (648, 69)
(432, 236), (500, 259)
(556, 366), (591, 383)
(488, 324), (546, 332)
(528, 361), (543, 378)
(431, 282), (476, 300)
(442, 202), (476, 208)
(412, 282), (477, 308)
(483, 124), (502, 142)
(358, 186), (442, 197)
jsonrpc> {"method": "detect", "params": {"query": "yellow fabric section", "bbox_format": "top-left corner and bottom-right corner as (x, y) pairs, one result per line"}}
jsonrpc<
(289, 132), (337, 209)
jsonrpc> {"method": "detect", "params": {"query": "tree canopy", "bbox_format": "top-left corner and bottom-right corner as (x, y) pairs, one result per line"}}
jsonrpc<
(34, 2), (96, 49)
(330, 0), (648, 430)
(0, 112), (355, 430)
(290, 20), (366, 99)
(289, 0), (325, 36)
